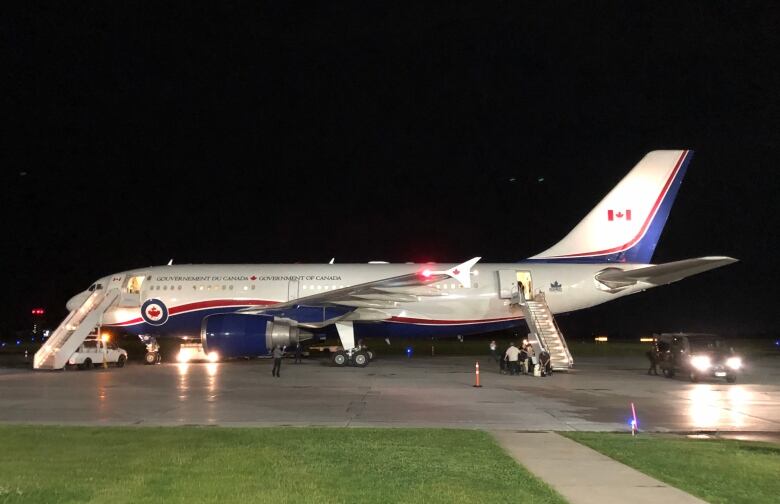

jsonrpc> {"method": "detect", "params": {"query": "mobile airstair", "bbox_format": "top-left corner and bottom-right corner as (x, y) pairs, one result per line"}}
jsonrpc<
(33, 289), (120, 370)
(520, 292), (574, 371)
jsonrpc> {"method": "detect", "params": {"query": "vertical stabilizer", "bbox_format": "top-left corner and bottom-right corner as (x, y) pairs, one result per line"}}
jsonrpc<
(528, 150), (692, 263)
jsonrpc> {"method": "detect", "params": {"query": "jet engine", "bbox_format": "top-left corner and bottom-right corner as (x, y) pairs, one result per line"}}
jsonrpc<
(201, 313), (312, 359)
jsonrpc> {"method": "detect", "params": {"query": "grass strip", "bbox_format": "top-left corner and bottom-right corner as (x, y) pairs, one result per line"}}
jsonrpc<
(0, 425), (565, 504)
(563, 432), (780, 504)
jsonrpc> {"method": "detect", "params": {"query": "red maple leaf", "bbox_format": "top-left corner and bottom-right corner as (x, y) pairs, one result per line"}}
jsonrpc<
(250, 275), (257, 281)
(147, 307), (161, 318)
(452, 268), (460, 275)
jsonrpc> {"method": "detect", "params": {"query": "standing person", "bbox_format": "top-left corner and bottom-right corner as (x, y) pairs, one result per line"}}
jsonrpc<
(272, 345), (283, 377)
(294, 342), (302, 364)
(646, 343), (659, 375)
(518, 344), (529, 374)
(505, 342), (520, 376)
(524, 341), (536, 375)
(489, 340), (499, 363)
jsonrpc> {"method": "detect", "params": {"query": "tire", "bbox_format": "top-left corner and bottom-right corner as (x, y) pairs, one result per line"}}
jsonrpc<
(726, 374), (737, 383)
(144, 352), (157, 365)
(116, 355), (126, 368)
(353, 351), (369, 367)
(663, 367), (675, 379)
(332, 351), (348, 367)
(366, 350), (374, 361)
(83, 358), (93, 370)
(689, 371), (698, 383)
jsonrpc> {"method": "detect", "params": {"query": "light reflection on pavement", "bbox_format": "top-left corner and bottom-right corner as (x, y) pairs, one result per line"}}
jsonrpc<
(0, 355), (778, 432)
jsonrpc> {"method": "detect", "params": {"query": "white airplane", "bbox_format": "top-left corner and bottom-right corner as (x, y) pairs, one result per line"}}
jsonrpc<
(39, 150), (735, 369)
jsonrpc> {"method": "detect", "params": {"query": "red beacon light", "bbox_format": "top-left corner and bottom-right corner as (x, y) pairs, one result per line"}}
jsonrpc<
(31, 308), (45, 316)
(420, 268), (433, 278)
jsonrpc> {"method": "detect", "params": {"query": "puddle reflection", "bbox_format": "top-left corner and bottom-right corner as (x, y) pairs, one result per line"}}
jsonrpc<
(688, 385), (752, 428)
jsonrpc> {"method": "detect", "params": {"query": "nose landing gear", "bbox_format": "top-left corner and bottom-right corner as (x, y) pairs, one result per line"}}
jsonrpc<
(139, 335), (162, 365)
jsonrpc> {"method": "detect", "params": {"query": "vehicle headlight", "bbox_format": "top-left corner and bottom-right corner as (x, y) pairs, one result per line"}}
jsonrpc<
(726, 357), (742, 370)
(690, 355), (711, 371)
(207, 351), (219, 363)
(176, 350), (191, 363)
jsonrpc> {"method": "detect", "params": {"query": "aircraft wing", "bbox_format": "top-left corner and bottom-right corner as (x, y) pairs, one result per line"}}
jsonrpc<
(238, 257), (481, 325)
(596, 256), (738, 287)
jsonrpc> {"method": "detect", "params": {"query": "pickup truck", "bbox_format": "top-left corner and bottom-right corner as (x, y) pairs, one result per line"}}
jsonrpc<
(68, 340), (128, 369)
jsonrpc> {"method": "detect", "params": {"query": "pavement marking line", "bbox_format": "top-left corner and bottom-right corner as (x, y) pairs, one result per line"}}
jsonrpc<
(491, 431), (708, 504)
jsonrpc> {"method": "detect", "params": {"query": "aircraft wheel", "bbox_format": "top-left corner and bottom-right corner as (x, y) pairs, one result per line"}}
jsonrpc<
(662, 367), (675, 379)
(117, 355), (126, 368)
(689, 371), (699, 383)
(353, 351), (369, 367)
(332, 351), (348, 367)
(726, 374), (737, 383)
(144, 352), (157, 365)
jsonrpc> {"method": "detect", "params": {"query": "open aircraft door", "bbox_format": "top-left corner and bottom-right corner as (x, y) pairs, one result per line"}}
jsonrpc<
(119, 273), (147, 307)
(498, 269), (533, 302)
(516, 271), (532, 300)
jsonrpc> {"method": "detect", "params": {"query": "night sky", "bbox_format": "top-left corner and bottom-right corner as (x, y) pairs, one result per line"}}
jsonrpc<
(3, 3), (779, 338)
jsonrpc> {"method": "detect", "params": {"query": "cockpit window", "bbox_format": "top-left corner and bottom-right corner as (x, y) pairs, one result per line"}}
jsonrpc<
(88, 284), (96, 292)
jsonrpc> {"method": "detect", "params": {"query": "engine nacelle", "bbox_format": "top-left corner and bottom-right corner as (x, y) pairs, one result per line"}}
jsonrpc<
(201, 313), (311, 359)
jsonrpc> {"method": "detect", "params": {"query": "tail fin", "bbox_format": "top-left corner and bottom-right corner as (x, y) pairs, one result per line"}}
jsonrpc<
(528, 150), (693, 264)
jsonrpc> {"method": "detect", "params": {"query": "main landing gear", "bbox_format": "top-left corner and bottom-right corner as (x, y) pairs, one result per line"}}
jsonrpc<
(331, 349), (371, 367)
(332, 322), (373, 367)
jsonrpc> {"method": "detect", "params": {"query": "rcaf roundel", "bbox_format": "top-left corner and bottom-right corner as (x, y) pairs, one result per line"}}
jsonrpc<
(141, 299), (169, 326)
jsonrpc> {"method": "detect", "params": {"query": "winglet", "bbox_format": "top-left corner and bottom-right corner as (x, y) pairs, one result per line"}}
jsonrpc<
(430, 257), (481, 288)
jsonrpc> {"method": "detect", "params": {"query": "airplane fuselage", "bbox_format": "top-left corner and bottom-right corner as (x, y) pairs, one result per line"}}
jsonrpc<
(90, 262), (646, 340)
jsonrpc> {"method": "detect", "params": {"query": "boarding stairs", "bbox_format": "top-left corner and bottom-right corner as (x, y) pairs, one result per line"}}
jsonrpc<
(33, 289), (120, 370)
(521, 292), (574, 371)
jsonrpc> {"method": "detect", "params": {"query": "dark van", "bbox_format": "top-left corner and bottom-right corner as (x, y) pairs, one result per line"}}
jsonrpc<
(656, 333), (741, 383)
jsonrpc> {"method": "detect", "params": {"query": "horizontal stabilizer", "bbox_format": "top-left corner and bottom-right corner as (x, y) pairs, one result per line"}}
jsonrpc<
(596, 256), (738, 286)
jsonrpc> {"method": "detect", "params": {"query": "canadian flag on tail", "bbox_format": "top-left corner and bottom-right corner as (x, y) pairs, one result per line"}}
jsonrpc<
(608, 209), (632, 221)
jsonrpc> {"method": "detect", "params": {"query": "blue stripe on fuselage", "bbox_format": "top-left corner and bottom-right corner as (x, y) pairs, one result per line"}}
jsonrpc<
(107, 307), (526, 341)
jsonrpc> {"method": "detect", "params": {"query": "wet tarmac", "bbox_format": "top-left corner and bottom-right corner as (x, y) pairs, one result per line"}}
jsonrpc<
(0, 354), (779, 432)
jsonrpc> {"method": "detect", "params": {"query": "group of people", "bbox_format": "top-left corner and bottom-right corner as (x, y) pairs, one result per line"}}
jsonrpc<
(491, 339), (551, 376)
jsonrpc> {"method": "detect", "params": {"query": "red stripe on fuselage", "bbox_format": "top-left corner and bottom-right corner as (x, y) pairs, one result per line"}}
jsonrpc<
(105, 299), (279, 327)
(168, 299), (277, 314)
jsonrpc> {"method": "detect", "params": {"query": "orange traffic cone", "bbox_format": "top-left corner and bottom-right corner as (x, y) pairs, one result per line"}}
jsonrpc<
(473, 361), (482, 388)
